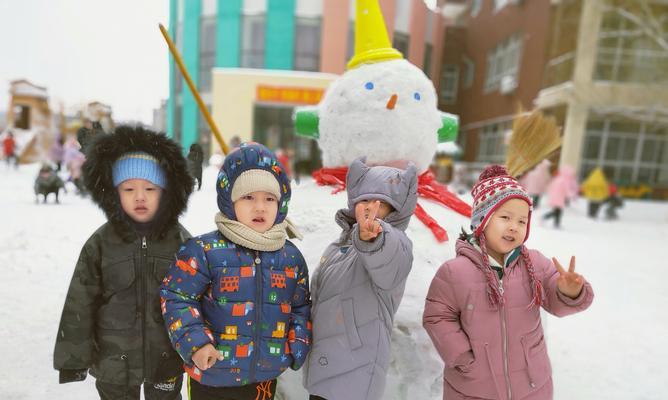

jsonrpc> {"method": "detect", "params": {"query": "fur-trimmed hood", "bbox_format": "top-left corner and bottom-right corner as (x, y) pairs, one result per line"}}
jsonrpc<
(83, 125), (193, 240)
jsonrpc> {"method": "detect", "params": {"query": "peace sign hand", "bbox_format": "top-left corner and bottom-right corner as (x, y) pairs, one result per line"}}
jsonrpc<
(552, 256), (584, 299)
(355, 200), (384, 242)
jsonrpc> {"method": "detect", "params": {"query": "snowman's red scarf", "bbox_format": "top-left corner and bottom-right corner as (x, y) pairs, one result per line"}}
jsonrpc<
(312, 167), (472, 242)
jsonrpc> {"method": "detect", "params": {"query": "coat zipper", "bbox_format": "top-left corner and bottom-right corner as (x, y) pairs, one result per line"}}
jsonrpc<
(141, 236), (148, 382)
(249, 250), (262, 382)
(499, 279), (513, 400)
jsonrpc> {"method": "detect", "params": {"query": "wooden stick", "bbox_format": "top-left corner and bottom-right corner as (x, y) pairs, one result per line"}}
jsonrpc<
(159, 23), (229, 155)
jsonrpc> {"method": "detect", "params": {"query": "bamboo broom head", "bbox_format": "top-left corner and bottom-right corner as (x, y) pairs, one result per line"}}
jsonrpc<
(506, 109), (562, 178)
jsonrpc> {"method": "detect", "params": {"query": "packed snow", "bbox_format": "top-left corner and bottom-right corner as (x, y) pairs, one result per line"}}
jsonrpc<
(1, 163), (667, 399)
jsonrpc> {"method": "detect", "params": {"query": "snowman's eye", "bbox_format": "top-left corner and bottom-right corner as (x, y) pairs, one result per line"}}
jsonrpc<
(414, 92), (421, 101)
(364, 82), (374, 90)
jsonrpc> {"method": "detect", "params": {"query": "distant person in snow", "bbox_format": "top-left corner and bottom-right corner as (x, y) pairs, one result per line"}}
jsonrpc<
(54, 126), (194, 399)
(186, 142), (204, 191)
(34, 164), (64, 204)
(3, 130), (18, 169)
(423, 165), (594, 400)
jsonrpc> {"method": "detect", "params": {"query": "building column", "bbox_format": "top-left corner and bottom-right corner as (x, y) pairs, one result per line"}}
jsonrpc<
(167, 0), (178, 138)
(407, 0), (427, 68)
(560, 0), (604, 171)
(216, 0), (242, 67)
(266, 0), (296, 70)
(181, 0), (202, 153)
(320, 0), (349, 74)
(561, 104), (588, 171)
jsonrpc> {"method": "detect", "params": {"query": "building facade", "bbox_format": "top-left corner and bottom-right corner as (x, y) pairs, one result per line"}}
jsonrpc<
(442, 0), (668, 196)
(167, 0), (447, 161)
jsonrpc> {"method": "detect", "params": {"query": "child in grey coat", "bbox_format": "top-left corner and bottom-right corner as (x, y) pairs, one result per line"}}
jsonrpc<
(303, 158), (417, 400)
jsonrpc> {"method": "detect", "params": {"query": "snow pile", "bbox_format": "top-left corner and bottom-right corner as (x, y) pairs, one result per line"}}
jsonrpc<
(1, 164), (667, 399)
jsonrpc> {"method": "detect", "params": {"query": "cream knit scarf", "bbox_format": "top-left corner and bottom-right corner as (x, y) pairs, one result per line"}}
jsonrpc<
(215, 212), (303, 251)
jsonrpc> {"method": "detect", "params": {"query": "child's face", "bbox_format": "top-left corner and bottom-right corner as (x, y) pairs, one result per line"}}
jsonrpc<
(233, 191), (279, 233)
(483, 198), (529, 256)
(117, 179), (163, 224)
(355, 199), (393, 221)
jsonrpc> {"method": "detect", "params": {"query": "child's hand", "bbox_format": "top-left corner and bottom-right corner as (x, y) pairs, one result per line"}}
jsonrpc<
(553, 256), (584, 299)
(192, 343), (224, 371)
(355, 200), (383, 242)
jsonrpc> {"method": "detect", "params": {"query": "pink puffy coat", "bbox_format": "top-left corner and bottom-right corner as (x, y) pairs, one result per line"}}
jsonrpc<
(520, 160), (551, 196)
(546, 166), (578, 209)
(423, 240), (594, 400)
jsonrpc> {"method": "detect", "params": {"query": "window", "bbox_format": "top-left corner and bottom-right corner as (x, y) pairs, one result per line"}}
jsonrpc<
(439, 64), (459, 104)
(471, 0), (482, 17)
(580, 115), (668, 185)
(14, 105), (30, 130)
(423, 43), (433, 78)
(477, 122), (511, 164)
(199, 16), (216, 92)
(240, 14), (265, 68)
(462, 56), (475, 89)
(494, 0), (511, 11)
(484, 33), (523, 91)
(393, 32), (410, 58)
(594, 4), (668, 84)
(294, 17), (321, 72)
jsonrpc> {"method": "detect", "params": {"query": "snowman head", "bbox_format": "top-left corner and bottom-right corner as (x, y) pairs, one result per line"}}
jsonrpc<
(293, 0), (458, 173)
(318, 59), (441, 172)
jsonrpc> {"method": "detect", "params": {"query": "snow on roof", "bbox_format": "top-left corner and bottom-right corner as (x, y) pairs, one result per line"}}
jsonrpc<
(10, 80), (49, 99)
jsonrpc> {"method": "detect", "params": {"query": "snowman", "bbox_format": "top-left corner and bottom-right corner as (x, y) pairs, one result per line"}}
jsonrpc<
(294, 0), (469, 241)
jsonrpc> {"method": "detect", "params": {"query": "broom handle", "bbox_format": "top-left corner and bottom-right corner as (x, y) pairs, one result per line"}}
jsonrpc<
(159, 23), (229, 155)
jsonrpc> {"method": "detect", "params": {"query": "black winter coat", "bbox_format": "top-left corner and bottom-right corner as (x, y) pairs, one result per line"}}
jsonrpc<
(54, 126), (194, 385)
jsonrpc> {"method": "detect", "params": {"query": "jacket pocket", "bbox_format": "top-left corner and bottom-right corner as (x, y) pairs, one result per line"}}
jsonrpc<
(98, 258), (137, 330)
(520, 328), (550, 388)
(100, 257), (135, 294)
(341, 298), (362, 350)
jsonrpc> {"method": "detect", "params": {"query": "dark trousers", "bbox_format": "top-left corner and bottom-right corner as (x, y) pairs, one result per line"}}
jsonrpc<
(188, 377), (277, 400)
(95, 376), (183, 400)
(531, 194), (540, 209)
(543, 207), (562, 228)
(309, 396), (327, 400)
(588, 201), (602, 218)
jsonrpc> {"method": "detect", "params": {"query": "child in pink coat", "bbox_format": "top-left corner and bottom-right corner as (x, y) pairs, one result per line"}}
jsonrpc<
(423, 165), (594, 400)
(543, 165), (578, 228)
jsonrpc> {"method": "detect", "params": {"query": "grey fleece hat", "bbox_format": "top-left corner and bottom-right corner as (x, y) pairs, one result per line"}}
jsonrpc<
(344, 157), (418, 230)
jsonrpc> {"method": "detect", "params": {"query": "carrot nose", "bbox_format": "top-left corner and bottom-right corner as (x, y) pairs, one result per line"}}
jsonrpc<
(386, 94), (398, 110)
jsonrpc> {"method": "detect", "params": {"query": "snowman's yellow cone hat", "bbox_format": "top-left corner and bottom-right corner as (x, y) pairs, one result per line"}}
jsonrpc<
(347, 0), (403, 70)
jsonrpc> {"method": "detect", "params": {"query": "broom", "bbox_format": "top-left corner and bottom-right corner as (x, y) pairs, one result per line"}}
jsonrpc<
(506, 109), (562, 178)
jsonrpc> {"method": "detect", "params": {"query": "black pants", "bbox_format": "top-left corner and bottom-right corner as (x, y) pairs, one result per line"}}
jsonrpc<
(309, 396), (327, 400)
(95, 376), (183, 400)
(588, 201), (602, 218)
(188, 377), (277, 400)
(543, 207), (562, 228)
(531, 194), (540, 209)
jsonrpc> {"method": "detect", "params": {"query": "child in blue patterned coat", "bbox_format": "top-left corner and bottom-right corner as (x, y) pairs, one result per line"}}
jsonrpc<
(160, 142), (311, 400)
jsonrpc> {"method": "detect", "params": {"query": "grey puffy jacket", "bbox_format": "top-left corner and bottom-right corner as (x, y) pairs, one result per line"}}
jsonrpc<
(303, 158), (417, 400)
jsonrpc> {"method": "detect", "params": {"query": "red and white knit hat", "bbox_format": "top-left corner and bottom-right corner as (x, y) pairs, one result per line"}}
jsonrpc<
(470, 165), (533, 242)
(470, 165), (543, 308)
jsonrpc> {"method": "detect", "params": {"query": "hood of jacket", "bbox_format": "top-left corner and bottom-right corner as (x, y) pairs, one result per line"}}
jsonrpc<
(337, 157), (418, 233)
(83, 125), (193, 240)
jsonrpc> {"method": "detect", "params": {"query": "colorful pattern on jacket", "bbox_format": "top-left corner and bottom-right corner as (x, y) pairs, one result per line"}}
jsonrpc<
(160, 230), (311, 387)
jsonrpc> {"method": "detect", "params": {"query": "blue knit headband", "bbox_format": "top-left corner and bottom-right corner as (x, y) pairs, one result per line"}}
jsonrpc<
(112, 152), (166, 188)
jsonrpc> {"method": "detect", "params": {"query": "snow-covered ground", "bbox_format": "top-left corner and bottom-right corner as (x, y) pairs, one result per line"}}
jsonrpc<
(1, 163), (667, 400)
